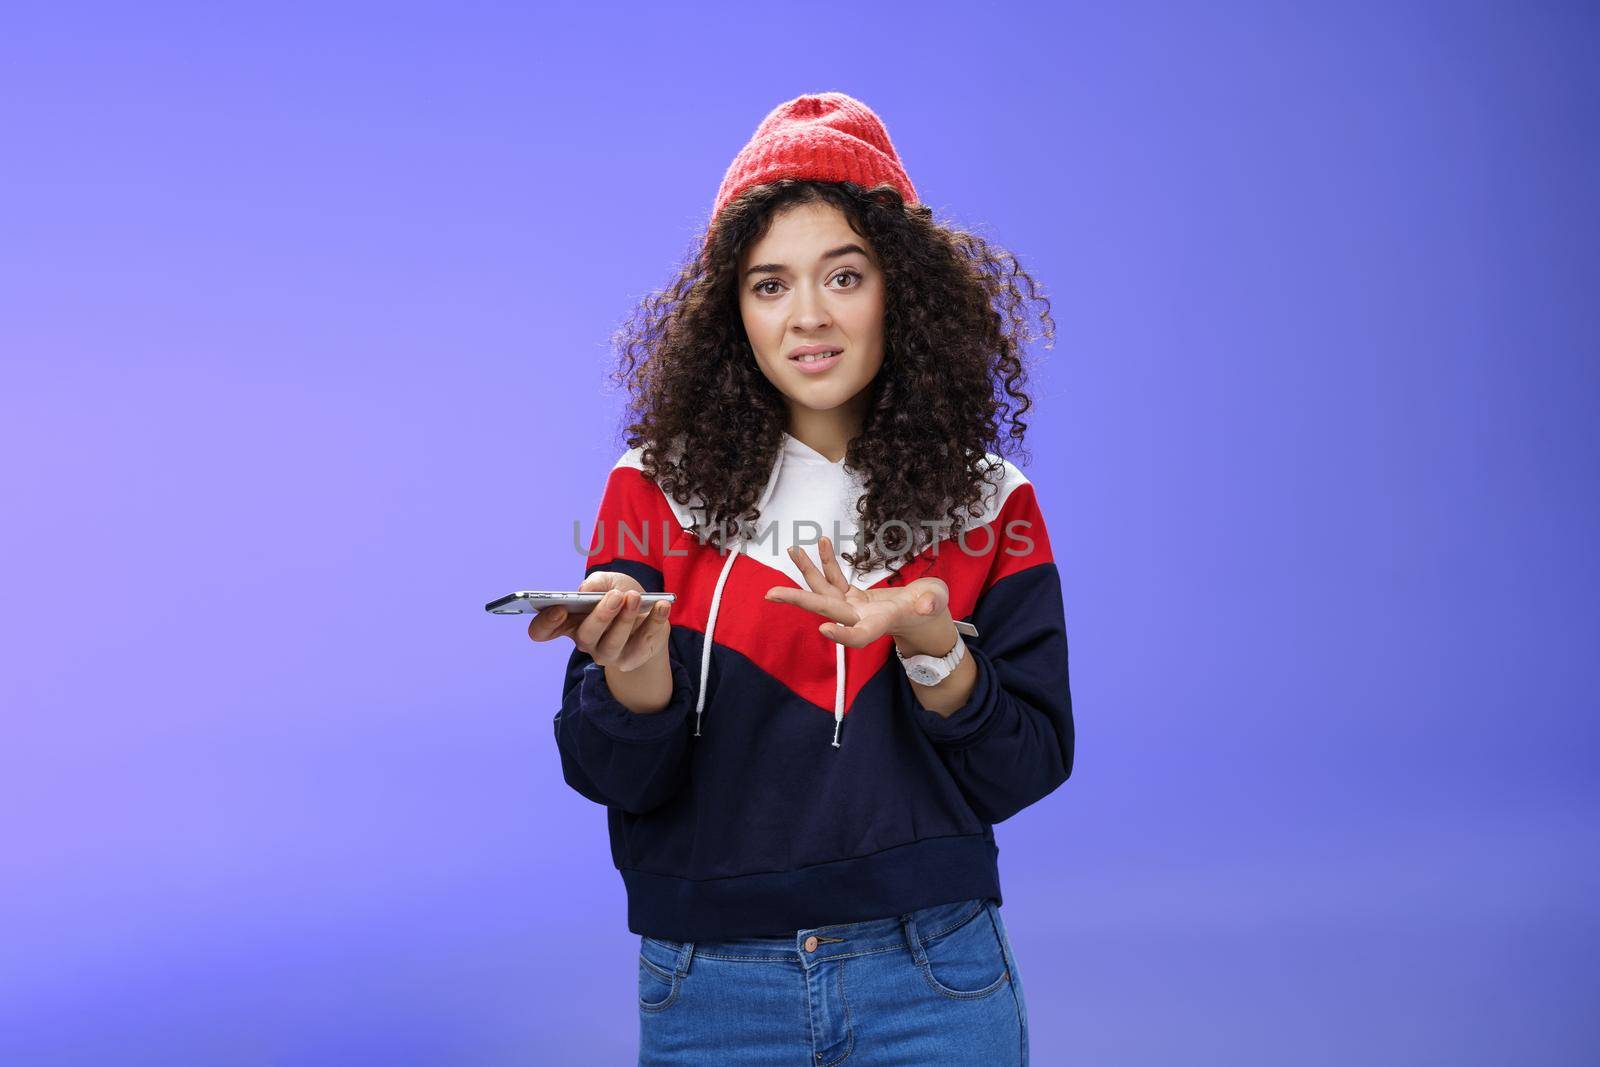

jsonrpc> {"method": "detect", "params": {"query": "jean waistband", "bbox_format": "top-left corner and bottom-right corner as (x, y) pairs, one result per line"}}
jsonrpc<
(642, 896), (996, 974)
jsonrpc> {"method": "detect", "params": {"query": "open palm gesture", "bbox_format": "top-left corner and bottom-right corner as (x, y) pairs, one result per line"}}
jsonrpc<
(764, 535), (949, 648)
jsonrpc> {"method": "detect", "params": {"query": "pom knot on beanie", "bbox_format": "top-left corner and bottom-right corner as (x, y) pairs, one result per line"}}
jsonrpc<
(707, 91), (918, 245)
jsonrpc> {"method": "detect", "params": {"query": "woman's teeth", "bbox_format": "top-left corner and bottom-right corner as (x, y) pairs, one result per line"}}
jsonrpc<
(796, 352), (837, 363)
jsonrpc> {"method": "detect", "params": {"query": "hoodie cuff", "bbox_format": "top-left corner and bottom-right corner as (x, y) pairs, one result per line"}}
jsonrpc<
(908, 641), (1001, 747)
(578, 655), (694, 744)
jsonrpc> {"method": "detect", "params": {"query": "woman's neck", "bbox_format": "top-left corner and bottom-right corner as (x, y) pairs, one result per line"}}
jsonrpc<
(786, 401), (865, 464)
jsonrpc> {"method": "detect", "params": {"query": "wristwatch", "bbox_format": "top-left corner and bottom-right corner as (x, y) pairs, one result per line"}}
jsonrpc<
(894, 631), (967, 686)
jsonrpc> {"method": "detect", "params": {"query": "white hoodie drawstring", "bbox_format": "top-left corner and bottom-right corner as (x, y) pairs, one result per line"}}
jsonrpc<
(694, 546), (739, 738)
(832, 641), (845, 747)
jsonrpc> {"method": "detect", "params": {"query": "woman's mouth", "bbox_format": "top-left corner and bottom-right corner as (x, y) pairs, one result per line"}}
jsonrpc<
(790, 349), (842, 374)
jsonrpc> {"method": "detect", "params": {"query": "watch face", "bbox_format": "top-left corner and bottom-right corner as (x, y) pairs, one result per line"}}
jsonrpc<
(909, 665), (941, 685)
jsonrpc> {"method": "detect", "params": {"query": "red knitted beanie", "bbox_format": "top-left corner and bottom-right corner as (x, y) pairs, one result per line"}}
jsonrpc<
(707, 91), (919, 245)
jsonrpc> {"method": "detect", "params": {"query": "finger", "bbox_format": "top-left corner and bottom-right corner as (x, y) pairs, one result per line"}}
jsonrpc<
(615, 601), (673, 671)
(818, 536), (851, 593)
(579, 571), (648, 598)
(765, 586), (861, 625)
(818, 617), (887, 648)
(593, 590), (644, 661)
(527, 605), (569, 641)
(579, 571), (622, 593)
(545, 606), (588, 642)
(787, 544), (833, 595)
(574, 587), (629, 654)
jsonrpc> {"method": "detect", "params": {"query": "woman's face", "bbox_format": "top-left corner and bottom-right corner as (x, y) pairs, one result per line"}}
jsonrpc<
(737, 201), (886, 424)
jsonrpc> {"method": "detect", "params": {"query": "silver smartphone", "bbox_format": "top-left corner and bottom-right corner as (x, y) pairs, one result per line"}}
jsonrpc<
(486, 590), (975, 636)
(485, 590), (676, 616)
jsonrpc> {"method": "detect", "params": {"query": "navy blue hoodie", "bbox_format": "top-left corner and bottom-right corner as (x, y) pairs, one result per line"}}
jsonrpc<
(553, 434), (1074, 941)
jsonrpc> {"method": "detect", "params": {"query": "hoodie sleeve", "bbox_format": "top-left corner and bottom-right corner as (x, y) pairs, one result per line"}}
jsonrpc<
(551, 461), (696, 816)
(907, 481), (1075, 825)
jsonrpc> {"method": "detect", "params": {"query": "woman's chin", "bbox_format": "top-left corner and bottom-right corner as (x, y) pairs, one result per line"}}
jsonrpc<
(789, 378), (869, 407)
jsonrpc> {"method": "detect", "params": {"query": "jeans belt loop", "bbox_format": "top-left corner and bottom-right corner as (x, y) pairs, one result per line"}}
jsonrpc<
(899, 912), (928, 967)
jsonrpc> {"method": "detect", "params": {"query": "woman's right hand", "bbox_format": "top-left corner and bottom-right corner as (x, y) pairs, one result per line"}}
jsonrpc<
(526, 570), (674, 672)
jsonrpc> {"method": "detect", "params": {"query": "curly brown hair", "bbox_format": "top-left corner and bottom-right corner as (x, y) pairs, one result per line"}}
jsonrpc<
(607, 178), (1054, 575)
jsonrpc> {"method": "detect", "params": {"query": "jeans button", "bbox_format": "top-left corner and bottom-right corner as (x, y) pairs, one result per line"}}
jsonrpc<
(804, 935), (818, 952)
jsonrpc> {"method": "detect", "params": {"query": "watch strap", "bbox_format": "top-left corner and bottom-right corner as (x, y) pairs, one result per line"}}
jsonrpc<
(895, 630), (967, 681)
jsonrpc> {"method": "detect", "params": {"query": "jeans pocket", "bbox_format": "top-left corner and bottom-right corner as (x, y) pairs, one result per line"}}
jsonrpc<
(915, 898), (1011, 1000)
(638, 936), (682, 1013)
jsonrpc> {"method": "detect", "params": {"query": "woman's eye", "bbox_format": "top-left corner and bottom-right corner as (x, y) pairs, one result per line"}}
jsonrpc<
(753, 270), (860, 297)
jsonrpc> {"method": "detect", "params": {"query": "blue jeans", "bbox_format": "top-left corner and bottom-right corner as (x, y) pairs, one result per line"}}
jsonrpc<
(636, 896), (1028, 1065)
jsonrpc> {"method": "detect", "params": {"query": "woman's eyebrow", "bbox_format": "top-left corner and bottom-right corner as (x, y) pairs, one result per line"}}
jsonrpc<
(744, 243), (870, 277)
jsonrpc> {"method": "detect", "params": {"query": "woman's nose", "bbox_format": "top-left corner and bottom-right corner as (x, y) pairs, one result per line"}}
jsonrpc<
(791, 286), (831, 330)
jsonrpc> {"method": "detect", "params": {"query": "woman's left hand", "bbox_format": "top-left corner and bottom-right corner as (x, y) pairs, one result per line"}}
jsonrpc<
(764, 535), (951, 648)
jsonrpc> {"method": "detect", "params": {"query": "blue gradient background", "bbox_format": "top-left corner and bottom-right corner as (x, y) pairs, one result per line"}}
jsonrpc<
(4, 3), (1596, 1064)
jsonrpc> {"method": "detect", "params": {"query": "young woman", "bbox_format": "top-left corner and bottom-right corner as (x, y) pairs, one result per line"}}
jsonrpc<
(528, 92), (1072, 1066)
